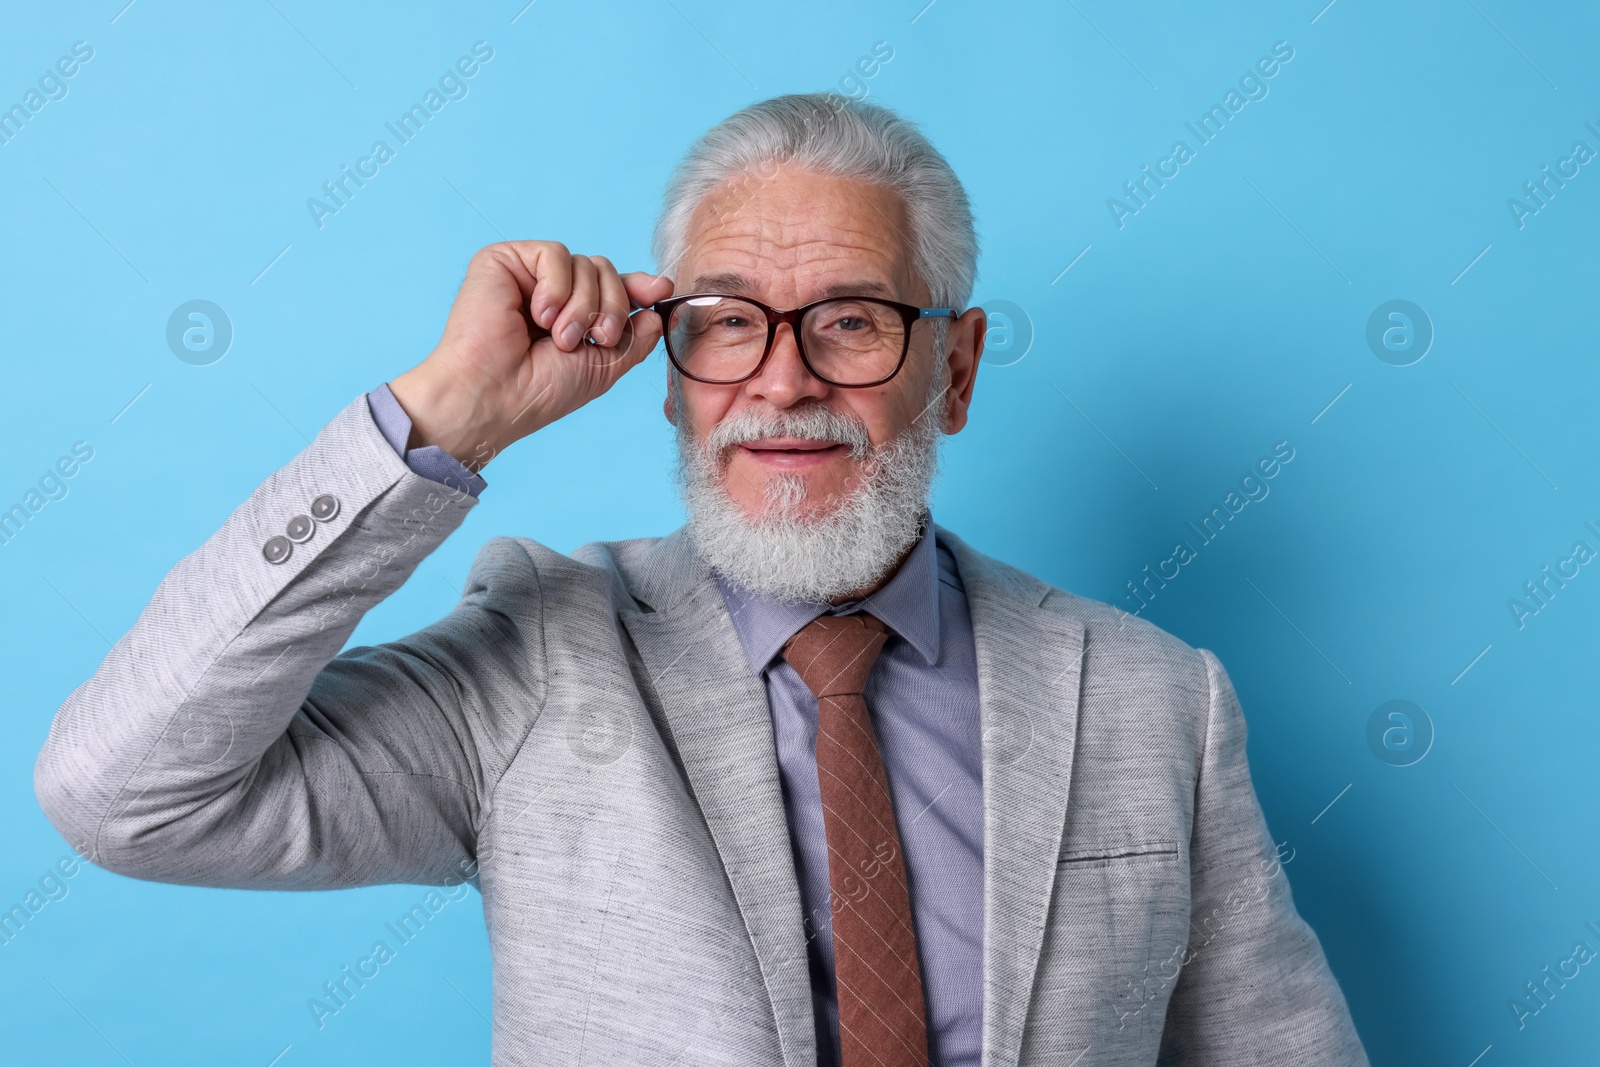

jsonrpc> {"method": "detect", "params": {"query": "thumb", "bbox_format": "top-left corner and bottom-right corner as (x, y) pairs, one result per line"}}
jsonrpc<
(621, 271), (674, 308)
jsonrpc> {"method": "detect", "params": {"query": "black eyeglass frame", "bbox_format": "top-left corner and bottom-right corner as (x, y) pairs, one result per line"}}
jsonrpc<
(650, 292), (959, 388)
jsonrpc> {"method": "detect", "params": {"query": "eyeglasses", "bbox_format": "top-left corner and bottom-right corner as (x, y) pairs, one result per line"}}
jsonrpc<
(651, 292), (958, 388)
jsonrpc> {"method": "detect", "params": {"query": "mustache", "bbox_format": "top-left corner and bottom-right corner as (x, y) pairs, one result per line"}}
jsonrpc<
(703, 404), (874, 460)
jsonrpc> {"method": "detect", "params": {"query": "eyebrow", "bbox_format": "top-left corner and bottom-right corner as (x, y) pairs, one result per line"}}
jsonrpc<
(688, 272), (896, 302)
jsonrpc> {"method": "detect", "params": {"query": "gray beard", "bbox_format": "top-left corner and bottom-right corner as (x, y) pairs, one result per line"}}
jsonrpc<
(670, 367), (947, 605)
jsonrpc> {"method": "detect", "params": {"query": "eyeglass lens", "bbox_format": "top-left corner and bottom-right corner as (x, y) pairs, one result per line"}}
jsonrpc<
(666, 296), (905, 384)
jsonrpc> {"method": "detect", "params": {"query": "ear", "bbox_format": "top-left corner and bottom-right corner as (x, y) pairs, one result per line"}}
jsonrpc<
(940, 306), (986, 435)
(662, 370), (676, 426)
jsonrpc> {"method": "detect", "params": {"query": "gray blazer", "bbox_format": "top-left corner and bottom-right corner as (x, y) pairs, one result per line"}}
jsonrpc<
(34, 394), (1369, 1066)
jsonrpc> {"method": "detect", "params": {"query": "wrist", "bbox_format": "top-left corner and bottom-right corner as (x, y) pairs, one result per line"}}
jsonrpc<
(389, 364), (506, 472)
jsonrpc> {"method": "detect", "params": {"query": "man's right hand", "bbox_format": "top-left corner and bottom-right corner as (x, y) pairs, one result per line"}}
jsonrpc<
(389, 241), (674, 472)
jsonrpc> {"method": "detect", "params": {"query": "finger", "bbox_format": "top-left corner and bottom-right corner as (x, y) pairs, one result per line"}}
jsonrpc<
(550, 254), (599, 352)
(468, 243), (537, 308)
(586, 256), (631, 347)
(589, 307), (664, 378)
(621, 271), (674, 309)
(627, 307), (665, 362)
(494, 240), (573, 331)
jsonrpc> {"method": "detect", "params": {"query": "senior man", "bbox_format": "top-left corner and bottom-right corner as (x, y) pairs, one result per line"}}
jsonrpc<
(35, 93), (1368, 1066)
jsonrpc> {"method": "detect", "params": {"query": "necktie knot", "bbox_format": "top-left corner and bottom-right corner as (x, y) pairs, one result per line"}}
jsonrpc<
(778, 612), (892, 700)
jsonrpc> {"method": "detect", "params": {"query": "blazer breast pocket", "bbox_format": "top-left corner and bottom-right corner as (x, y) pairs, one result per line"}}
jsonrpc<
(1057, 841), (1180, 867)
(1052, 840), (1189, 1040)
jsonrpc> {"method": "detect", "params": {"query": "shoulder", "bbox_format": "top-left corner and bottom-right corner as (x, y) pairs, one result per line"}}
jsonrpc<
(939, 525), (1213, 700)
(456, 532), (669, 614)
(1043, 585), (1215, 704)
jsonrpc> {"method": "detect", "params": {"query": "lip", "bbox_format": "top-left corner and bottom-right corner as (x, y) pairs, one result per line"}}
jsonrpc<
(743, 437), (839, 451)
(738, 441), (846, 469)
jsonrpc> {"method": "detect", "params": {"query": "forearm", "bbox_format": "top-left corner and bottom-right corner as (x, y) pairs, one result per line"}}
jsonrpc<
(34, 394), (478, 885)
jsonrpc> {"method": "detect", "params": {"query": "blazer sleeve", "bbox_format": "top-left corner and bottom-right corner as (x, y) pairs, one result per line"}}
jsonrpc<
(32, 393), (538, 892)
(1155, 650), (1370, 1065)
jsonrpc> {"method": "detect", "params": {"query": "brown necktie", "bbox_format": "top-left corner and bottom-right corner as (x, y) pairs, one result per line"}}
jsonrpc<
(779, 612), (930, 1067)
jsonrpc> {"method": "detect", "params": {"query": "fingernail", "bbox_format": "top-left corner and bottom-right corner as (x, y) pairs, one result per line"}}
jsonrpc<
(595, 315), (618, 343)
(561, 322), (583, 348)
(540, 306), (557, 329)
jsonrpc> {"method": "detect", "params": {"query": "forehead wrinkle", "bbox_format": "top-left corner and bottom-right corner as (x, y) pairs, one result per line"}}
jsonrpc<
(685, 258), (907, 308)
(687, 271), (897, 303)
(686, 179), (906, 256)
(680, 173), (920, 302)
(685, 230), (911, 301)
(691, 215), (899, 260)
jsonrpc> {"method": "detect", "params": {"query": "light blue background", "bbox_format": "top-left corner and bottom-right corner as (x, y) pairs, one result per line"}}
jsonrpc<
(3, 1), (1597, 1064)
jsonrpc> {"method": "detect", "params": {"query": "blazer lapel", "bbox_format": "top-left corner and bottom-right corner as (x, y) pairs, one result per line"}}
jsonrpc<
(937, 525), (1086, 1067)
(618, 527), (817, 1067)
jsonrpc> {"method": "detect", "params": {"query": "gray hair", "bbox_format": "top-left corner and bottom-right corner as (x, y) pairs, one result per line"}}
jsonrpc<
(650, 92), (980, 360)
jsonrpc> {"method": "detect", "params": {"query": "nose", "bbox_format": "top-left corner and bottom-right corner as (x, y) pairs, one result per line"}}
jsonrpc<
(743, 322), (830, 408)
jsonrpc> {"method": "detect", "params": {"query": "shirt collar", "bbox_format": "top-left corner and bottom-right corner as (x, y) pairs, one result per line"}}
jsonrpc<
(714, 510), (942, 675)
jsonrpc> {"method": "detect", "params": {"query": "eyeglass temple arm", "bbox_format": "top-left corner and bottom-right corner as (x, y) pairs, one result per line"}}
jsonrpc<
(918, 308), (958, 319)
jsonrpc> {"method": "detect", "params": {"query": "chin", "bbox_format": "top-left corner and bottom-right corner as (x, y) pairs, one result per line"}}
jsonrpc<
(727, 478), (856, 530)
